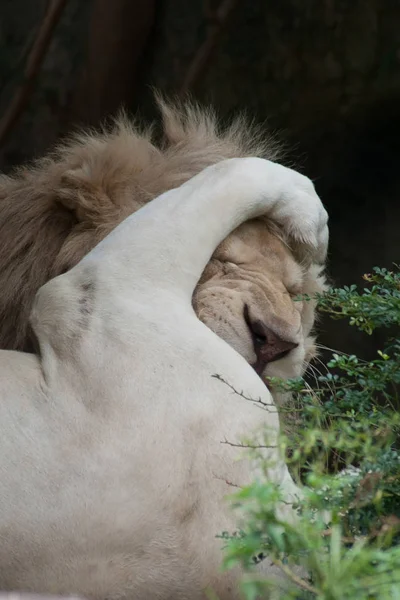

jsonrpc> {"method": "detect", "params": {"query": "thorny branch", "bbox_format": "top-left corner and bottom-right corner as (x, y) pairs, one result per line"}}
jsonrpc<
(212, 373), (277, 411)
(272, 559), (319, 595)
(0, 0), (68, 148)
(212, 473), (241, 488)
(213, 374), (278, 450)
(178, 0), (240, 96)
(221, 438), (277, 450)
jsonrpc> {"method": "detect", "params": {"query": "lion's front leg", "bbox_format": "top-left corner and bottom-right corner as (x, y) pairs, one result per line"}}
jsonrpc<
(84, 157), (328, 301)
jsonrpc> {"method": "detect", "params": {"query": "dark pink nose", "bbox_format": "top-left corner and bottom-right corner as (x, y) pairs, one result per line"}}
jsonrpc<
(244, 305), (298, 374)
(256, 328), (298, 362)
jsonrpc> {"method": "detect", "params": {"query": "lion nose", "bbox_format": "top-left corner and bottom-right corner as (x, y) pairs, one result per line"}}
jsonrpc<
(256, 329), (298, 364)
(244, 305), (298, 369)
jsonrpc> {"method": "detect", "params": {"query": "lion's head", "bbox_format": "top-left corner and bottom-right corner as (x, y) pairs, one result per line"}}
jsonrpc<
(0, 95), (326, 383)
(195, 219), (325, 386)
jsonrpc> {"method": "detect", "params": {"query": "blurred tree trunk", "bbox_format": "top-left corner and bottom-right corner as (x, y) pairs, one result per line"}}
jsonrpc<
(70, 0), (155, 126)
(0, 0), (155, 169)
(0, 0), (91, 169)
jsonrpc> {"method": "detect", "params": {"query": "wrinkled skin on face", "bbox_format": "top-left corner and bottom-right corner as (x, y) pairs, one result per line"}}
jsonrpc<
(193, 219), (324, 386)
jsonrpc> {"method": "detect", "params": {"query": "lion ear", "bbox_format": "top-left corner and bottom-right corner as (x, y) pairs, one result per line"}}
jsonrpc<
(56, 164), (117, 226)
(156, 92), (218, 148)
(56, 166), (95, 223)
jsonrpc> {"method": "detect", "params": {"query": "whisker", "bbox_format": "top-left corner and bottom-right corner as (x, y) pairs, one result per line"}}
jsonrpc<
(316, 343), (368, 363)
(312, 356), (334, 386)
(309, 361), (336, 397)
(305, 364), (321, 391)
(302, 379), (321, 403)
(312, 355), (329, 374)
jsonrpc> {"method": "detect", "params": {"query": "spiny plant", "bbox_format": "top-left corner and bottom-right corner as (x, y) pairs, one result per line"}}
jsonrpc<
(221, 267), (400, 600)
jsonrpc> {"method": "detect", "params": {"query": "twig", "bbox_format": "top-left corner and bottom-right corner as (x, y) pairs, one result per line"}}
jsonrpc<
(221, 437), (277, 450)
(212, 373), (276, 410)
(178, 0), (240, 96)
(321, 528), (357, 544)
(0, 0), (68, 147)
(272, 558), (318, 596)
(212, 472), (241, 488)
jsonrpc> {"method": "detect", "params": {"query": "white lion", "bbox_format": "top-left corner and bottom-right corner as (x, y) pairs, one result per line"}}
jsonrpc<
(0, 157), (328, 599)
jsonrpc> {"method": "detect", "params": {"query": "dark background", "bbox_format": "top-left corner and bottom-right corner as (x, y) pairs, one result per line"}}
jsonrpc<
(1, 0), (399, 358)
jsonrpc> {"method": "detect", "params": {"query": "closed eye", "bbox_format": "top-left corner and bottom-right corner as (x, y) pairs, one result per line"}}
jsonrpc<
(288, 288), (302, 297)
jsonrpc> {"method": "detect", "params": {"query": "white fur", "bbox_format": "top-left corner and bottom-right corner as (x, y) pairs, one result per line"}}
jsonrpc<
(0, 158), (328, 599)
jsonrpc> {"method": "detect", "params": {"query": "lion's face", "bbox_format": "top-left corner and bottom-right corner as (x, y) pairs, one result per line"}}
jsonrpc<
(193, 219), (324, 384)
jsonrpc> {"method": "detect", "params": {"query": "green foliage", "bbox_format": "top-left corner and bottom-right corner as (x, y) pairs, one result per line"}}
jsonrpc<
(221, 267), (400, 599)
